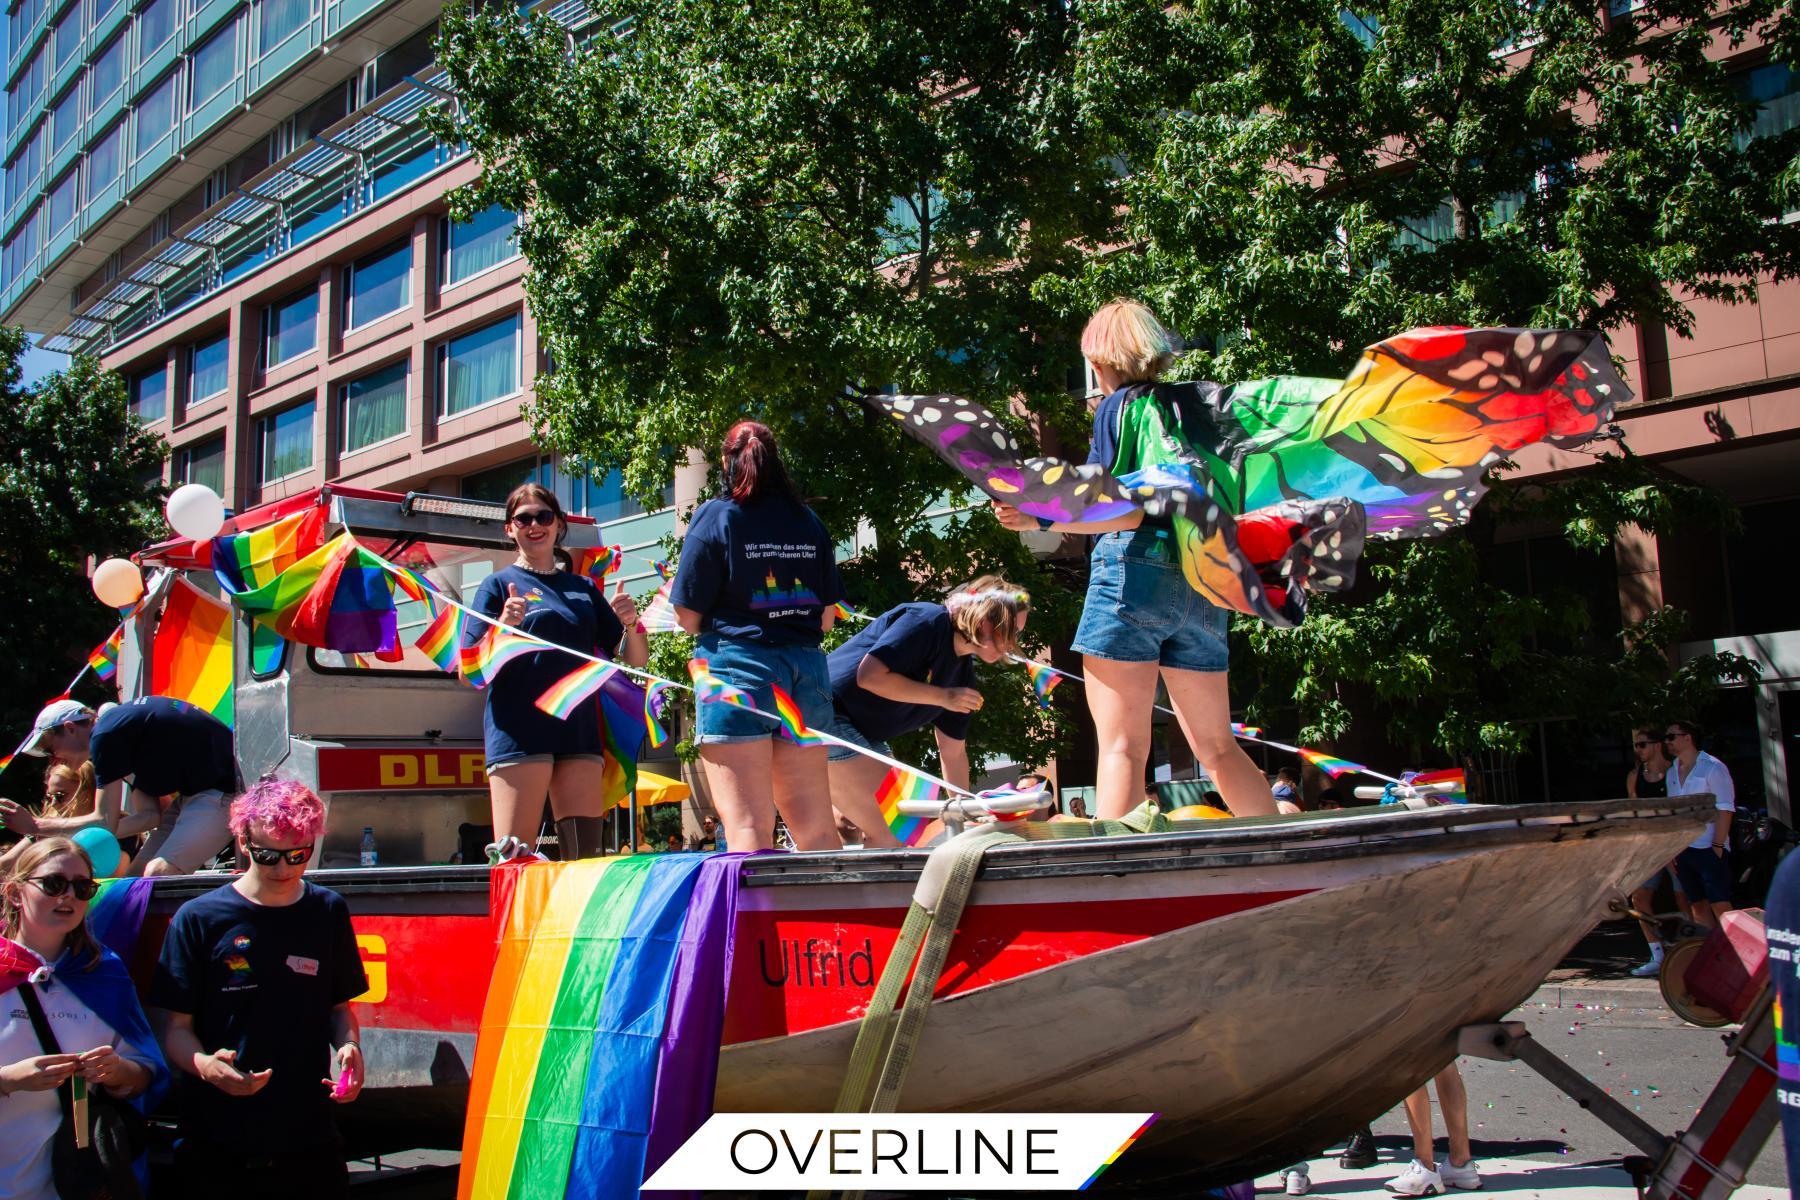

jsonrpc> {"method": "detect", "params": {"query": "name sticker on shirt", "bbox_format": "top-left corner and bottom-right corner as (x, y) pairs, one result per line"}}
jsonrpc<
(286, 955), (320, 977)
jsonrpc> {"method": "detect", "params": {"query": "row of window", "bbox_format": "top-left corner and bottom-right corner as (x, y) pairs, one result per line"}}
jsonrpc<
(159, 308), (525, 489)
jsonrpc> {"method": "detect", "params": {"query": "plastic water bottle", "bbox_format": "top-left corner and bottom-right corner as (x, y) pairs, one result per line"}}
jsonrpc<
(360, 827), (378, 868)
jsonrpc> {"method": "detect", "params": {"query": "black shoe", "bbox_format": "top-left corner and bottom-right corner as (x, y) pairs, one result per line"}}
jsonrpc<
(1339, 1129), (1377, 1170)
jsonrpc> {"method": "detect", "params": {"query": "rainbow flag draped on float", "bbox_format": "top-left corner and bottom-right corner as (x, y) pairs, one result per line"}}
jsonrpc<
(152, 578), (235, 726)
(218, 532), (410, 654)
(458, 854), (747, 1199)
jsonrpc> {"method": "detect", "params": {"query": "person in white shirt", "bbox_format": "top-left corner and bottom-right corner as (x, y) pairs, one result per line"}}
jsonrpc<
(1664, 719), (1736, 927)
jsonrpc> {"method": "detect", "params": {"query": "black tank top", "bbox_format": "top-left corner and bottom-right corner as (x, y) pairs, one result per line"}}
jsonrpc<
(1635, 764), (1667, 798)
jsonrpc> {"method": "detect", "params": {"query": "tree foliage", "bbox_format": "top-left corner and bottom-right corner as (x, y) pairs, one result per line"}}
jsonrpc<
(0, 328), (166, 793)
(435, 0), (1790, 770)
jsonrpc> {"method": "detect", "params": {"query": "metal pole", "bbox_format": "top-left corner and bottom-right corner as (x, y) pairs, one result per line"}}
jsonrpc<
(1458, 1023), (1670, 1158)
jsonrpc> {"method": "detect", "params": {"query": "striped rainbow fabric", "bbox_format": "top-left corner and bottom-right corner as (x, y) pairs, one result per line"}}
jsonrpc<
(1411, 767), (1467, 802)
(643, 681), (673, 750)
(1023, 660), (1061, 708)
(768, 684), (823, 746)
(687, 658), (755, 709)
(459, 625), (545, 689)
(151, 579), (234, 726)
(457, 854), (745, 1200)
(876, 765), (939, 846)
(86, 627), (123, 683)
(1230, 721), (1264, 740)
(571, 546), (622, 586)
(210, 506), (328, 593)
(223, 533), (401, 653)
(1298, 747), (1371, 779)
(534, 660), (619, 720)
(415, 602), (466, 674)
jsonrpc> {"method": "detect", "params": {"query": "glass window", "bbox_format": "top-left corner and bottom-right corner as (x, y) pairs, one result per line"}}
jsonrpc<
(339, 360), (407, 453)
(6, 130), (43, 210)
(343, 240), (411, 329)
(175, 435), (226, 495)
(54, 5), (81, 67)
(189, 331), (229, 404)
(442, 204), (517, 286)
(189, 20), (236, 109)
(48, 167), (78, 234)
(571, 471), (673, 523)
(137, 0), (176, 60)
(1736, 63), (1800, 146)
(462, 457), (547, 505)
(89, 0), (120, 29)
(129, 363), (167, 422)
(439, 313), (520, 416)
(90, 36), (124, 109)
(257, 400), (313, 481)
(87, 121), (123, 192)
(256, 0), (311, 55)
(134, 68), (178, 152)
(50, 85), (81, 153)
(264, 287), (317, 367)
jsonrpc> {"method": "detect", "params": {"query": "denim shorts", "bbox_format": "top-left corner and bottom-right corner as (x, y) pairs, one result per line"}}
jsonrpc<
(823, 712), (892, 763)
(694, 634), (834, 744)
(1071, 528), (1230, 673)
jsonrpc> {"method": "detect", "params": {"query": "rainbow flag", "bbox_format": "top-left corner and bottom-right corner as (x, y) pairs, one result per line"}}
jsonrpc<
(687, 658), (755, 710)
(211, 506), (328, 593)
(651, 560), (672, 581)
(1411, 767), (1467, 802)
(416, 603), (466, 674)
(638, 580), (680, 634)
(151, 579), (234, 726)
(876, 766), (939, 846)
(572, 546), (622, 585)
(0, 752), (15, 776)
(768, 685), (823, 746)
(459, 625), (545, 689)
(643, 681), (673, 750)
(86, 626), (123, 683)
(831, 600), (860, 622)
(457, 854), (746, 1199)
(388, 564), (438, 606)
(534, 660), (619, 720)
(1023, 660), (1061, 708)
(223, 534), (401, 653)
(1230, 722), (1264, 740)
(1298, 747), (1370, 779)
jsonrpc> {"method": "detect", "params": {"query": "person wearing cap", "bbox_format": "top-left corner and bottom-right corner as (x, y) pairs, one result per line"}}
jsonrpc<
(0, 697), (238, 877)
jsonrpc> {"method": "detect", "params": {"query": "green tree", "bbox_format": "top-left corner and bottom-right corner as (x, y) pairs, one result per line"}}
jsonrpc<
(1057, 0), (1789, 766)
(1, 328), (167, 795)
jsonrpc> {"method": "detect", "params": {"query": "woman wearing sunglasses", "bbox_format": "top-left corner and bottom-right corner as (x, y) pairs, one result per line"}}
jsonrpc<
(467, 482), (651, 861)
(1, 837), (168, 1200)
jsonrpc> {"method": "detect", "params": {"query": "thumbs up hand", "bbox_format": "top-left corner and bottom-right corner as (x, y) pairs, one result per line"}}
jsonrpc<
(500, 583), (528, 627)
(608, 579), (640, 629)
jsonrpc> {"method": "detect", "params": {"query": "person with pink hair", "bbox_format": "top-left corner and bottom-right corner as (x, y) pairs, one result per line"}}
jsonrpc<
(149, 780), (368, 1198)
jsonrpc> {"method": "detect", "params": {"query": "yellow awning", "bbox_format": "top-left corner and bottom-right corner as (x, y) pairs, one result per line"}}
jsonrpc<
(636, 769), (691, 808)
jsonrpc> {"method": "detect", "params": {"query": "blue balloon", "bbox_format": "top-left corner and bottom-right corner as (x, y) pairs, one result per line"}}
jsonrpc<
(72, 825), (121, 878)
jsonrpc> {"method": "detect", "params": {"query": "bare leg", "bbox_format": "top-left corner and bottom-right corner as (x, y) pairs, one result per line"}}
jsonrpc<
(1435, 1062), (1472, 1167)
(699, 740), (778, 850)
(828, 754), (903, 848)
(1083, 656), (1161, 820)
(548, 757), (610, 820)
(772, 738), (837, 851)
(1631, 886), (1659, 949)
(1712, 899), (1734, 921)
(1690, 899), (1718, 928)
(1161, 666), (1276, 816)
(1401, 1084), (1437, 1169)
(487, 760), (554, 846)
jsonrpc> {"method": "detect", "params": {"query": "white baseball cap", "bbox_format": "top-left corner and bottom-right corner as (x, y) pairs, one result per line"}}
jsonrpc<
(22, 699), (95, 757)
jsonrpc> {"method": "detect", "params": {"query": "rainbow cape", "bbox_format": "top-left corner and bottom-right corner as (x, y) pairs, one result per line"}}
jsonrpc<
(877, 766), (939, 846)
(152, 578), (234, 726)
(221, 533), (404, 653)
(535, 661), (620, 720)
(1023, 660), (1061, 708)
(87, 626), (123, 683)
(1297, 747), (1371, 779)
(457, 854), (747, 1199)
(211, 506), (328, 593)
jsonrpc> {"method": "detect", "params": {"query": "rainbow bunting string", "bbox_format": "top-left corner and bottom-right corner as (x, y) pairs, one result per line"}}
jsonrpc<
(459, 625), (545, 690)
(1297, 747), (1370, 779)
(535, 660), (619, 720)
(876, 766), (939, 847)
(415, 602), (465, 674)
(1023, 660), (1061, 709)
(768, 685), (824, 746)
(686, 659), (755, 710)
(456, 855), (744, 1200)
(86, 627), (123, 683)
(572, 546), (622, 585)
(1230, 722), (1264, 740)
(831, 600), (859, 622)
(151, 578), (234, 727)
(651, 560), (672, 581)
(643, 681), (672, 750)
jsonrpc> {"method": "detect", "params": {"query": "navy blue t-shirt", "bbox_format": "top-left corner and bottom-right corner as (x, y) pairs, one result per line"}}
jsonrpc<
(669, 496), (843, 646)
(91, 696), (237, 797)
(1766, 849), (1800, 1192)
(467, 565), (625, 764)
(828, 603), (974, 744)
(148, 881), (367, 1152)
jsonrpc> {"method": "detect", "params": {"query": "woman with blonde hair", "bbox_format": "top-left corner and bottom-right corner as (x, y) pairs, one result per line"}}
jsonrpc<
(0, 761), (132, 876)
(1, 837), (168, 1198)
(824, 577), (1032, 846)
(995, 299), (1276, 820)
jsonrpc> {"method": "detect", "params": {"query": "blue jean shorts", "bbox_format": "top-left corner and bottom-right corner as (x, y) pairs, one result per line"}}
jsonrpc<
(1071, 528), (1230, 673)
(823, 712), (892, 763)
(694, 634), (834, 744)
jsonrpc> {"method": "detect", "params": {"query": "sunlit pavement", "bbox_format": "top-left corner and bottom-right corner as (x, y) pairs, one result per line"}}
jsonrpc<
(1257, 1154), (1788, 1198)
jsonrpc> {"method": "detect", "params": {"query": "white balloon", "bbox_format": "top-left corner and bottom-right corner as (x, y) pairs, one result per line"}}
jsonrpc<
(92, 558), (144, 608)
(166, 483), (226, 541)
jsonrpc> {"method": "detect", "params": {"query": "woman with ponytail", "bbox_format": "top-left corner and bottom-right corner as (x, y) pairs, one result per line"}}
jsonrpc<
(670, 422), (845, 851)
(824, 577), (1031, 847)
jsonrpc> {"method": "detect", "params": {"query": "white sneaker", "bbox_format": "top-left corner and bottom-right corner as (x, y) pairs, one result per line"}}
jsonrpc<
(1630, 958), (1662, 978)
(1385, 1160), (1444, 1196)
(1439, 1159), (1481, 1190)
(1280, 1166), (1311, 1196)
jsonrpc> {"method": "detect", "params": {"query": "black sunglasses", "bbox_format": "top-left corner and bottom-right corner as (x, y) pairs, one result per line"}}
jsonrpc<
(1662, 732), (1684, 742)
(29, 874), (99, 901)
(509, 509), (558, 527)
(245, 843), (314, 867)
(1633, 740), (1655, 749)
